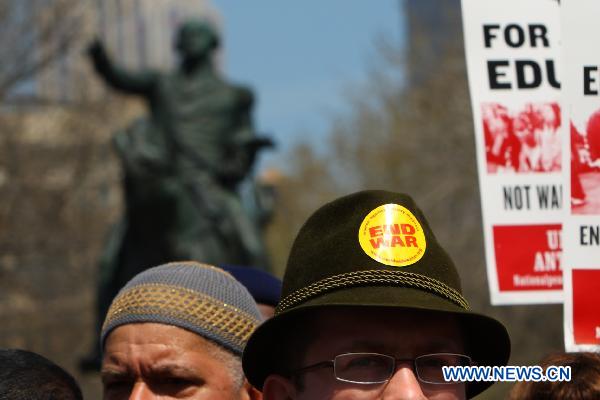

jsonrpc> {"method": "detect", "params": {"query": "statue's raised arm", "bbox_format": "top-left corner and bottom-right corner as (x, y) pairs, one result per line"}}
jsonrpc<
(88, 39), (156, 96)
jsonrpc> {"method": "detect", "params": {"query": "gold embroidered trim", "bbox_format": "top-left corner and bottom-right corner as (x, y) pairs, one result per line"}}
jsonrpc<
(103, 283), (260, 346)
(276, 269), (469, 313)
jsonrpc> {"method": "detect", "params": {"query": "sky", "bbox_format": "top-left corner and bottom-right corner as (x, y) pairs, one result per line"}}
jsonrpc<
(211, 1), (404, 169)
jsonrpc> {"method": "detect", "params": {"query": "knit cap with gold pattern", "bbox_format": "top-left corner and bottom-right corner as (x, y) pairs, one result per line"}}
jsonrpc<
(101, 261), (262, 356)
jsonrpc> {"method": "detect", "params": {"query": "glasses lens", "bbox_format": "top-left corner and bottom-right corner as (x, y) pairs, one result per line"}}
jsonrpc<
(334, 353), (394, 384)
(415, 353), (471, 384)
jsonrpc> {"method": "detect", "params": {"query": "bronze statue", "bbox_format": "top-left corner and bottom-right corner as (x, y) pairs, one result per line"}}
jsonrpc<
(80, 20), (273, 370)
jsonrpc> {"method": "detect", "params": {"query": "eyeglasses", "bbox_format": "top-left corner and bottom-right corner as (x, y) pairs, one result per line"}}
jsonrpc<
(292, 352), (473, 385)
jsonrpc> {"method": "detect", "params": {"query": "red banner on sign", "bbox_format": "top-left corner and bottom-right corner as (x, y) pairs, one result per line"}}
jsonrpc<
(493, 224), (562, 291)
(572, 269), (600, 345)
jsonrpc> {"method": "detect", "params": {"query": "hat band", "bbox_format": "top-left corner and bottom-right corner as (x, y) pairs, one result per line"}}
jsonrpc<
(276, 269), (469, 313)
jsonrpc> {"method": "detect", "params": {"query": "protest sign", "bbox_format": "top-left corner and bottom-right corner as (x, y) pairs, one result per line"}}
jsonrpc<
(561, 0), (600, 351)
(462, 0), (563, 304)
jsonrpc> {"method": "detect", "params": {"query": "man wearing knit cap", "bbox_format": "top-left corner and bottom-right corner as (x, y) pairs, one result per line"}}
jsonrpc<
(242, 190), (511, 399)
(100, 261), (262, 400)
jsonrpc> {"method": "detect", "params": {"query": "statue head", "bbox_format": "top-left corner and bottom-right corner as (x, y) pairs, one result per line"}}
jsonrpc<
(175, 19), (219, 63)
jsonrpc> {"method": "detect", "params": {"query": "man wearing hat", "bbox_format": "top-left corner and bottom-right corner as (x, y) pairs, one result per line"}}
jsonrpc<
(243, 190), (510, 399)
(100, 261), (262, 399)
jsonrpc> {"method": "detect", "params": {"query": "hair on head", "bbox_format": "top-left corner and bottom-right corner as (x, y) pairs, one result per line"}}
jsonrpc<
(0, 349), (83, 400)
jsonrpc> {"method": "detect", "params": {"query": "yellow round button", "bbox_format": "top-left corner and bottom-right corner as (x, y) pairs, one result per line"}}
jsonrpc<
(358, 204), (426, 267)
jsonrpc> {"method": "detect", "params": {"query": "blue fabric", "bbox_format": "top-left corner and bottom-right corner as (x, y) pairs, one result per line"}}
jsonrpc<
(220, 265), (282, 307)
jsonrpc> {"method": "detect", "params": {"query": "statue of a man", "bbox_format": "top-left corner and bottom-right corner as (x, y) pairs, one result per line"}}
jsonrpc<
(80, 20), (272, 370)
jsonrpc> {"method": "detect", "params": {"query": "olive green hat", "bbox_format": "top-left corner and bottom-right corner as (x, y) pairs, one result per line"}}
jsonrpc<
(242, 190), (510, 398)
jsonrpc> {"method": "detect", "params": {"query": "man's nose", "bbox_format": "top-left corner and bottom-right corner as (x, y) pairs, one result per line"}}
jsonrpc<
(379, 363), (427, 400)
(128, 381), (155, 400)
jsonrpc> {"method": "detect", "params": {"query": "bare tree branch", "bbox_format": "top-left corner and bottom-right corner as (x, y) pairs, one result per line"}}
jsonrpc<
(0, 0), (85, 101)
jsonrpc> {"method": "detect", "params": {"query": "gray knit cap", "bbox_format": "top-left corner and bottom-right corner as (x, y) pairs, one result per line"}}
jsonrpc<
(101, 261), (262, 356)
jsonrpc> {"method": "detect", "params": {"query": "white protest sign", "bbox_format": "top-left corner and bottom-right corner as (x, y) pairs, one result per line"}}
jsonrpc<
(462, 0), (563, 304)
(561, 0), (600, 352)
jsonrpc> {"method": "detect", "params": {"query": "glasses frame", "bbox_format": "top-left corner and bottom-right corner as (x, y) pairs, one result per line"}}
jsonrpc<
(292, 352), (473, 385)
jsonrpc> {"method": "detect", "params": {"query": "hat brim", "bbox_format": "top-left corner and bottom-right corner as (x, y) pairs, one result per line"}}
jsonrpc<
(243, 286), (510, 399)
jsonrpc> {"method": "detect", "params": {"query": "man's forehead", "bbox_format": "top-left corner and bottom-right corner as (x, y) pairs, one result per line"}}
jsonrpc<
(103, 323), (219, 366)
(102, 323), (227, 376)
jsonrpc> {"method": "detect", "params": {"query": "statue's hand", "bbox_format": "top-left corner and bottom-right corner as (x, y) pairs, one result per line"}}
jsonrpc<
(246, 136), (276, 151)
(87, 38), (106, 61)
